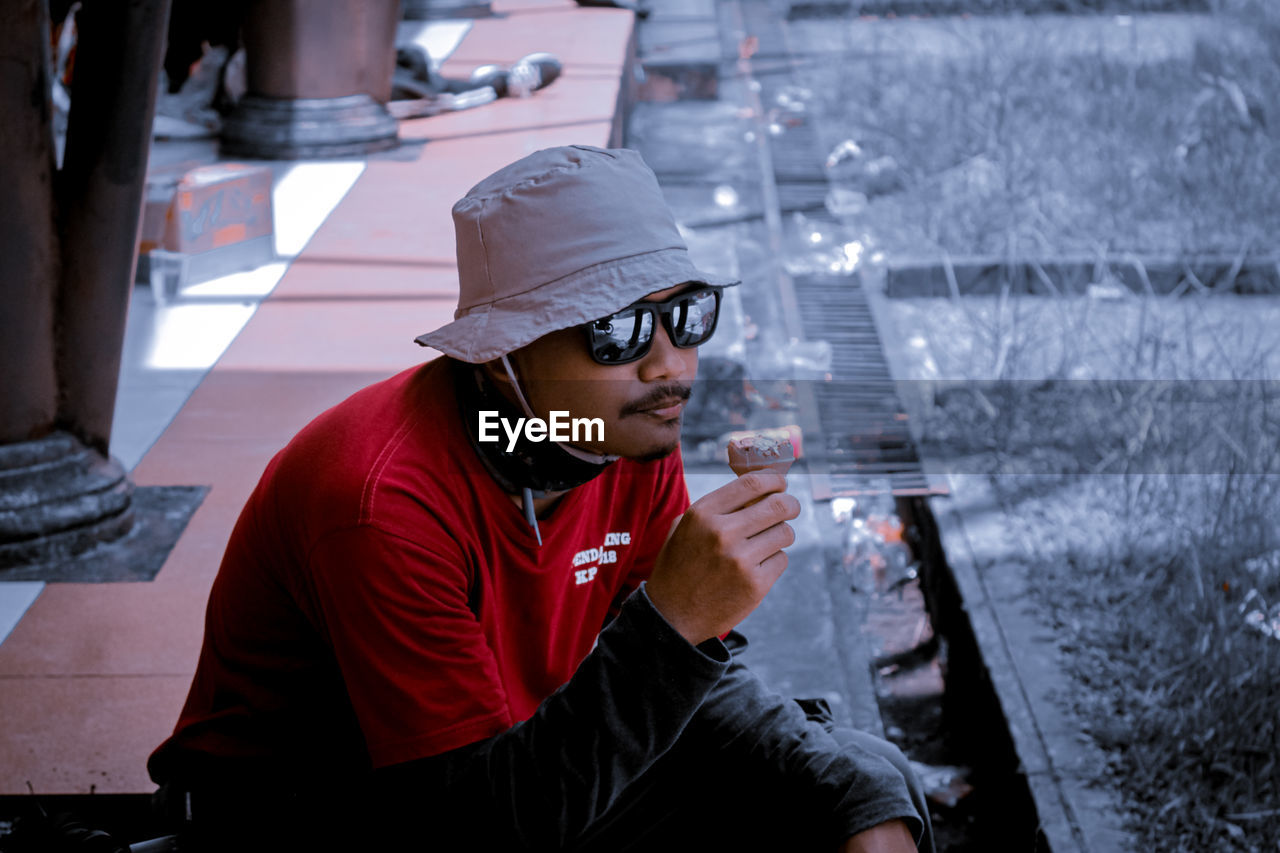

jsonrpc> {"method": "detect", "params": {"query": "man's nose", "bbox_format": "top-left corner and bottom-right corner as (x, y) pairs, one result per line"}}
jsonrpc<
(637, 322), (690, 382)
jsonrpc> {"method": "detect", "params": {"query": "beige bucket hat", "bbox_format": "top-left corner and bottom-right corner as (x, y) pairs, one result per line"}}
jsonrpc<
(415, 145), (739, 363)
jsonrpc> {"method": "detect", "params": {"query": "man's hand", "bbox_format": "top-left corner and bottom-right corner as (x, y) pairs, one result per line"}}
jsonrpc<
(839, 819), (916, 853)
(645, 470), (800, 645)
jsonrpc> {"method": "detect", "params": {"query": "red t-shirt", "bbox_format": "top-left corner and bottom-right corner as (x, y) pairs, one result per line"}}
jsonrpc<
(149, 359), (690, 785)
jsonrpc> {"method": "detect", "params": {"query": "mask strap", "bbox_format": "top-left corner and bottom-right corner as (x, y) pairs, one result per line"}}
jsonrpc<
(499, 354), (619, 465)
(522, 487), (542, 547)
(500, 354), (538, 420)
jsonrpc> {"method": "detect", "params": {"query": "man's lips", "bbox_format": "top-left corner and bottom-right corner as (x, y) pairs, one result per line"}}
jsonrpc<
(621, 385), (693, 419)
(637, 398), (685, 419)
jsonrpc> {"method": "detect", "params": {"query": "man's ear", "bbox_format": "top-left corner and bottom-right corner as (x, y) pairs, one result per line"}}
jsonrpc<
(479, 357), (513, 389)
(481, 352), (532, 415)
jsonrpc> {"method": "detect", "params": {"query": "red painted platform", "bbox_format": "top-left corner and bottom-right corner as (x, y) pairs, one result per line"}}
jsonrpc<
(0, 0), (634, 796)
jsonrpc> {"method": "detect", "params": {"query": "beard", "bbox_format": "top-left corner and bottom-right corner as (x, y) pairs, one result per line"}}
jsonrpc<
(634, 440), (680, 463)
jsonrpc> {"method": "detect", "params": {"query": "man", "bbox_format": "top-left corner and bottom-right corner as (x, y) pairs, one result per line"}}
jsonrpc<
(149, 145), (932, 851)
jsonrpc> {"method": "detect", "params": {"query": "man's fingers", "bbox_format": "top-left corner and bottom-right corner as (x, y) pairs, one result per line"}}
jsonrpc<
(742, 521), (796, 565)
(731, 491), (801, 536)
(755, 549), (789, 584)
(696, 469), (788, 514)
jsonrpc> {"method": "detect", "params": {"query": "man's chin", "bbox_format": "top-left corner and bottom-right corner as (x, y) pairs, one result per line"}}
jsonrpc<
(608, 418), (683, 462)
(632, 441), (680, 463)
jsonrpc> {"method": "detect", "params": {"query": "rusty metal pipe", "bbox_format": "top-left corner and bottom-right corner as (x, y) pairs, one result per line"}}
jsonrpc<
(0, 0), (61, 443)
(56, 0), (171, 455)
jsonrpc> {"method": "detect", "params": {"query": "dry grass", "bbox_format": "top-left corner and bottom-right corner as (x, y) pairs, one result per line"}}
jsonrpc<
(798, 4), (1280, 261)
(799, 4), (1280, 845)
(829, 0), (1207, 12)
(896, 290), (1280, 849)
(1016, 467), (1280, 851)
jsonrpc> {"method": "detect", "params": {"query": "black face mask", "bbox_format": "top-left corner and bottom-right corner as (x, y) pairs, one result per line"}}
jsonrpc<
(451, 358), (616, 496)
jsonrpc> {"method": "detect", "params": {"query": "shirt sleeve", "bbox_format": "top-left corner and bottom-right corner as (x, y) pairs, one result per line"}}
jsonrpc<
(372, 584), (731, 850)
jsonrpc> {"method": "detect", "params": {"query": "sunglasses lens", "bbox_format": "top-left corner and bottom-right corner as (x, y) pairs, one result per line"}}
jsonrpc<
(590, 308), (654, 363)
(587, 287), (723, 364)
(670, 289), (720, 347)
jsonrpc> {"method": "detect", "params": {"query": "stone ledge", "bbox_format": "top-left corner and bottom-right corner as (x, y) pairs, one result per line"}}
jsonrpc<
(886, 253), (1280, 298)
(926, 475), (1137, 853)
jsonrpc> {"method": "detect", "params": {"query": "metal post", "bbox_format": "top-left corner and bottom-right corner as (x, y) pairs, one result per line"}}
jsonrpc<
(57, 0), (172, 455)
(0, 0), (60, 445)
(0, 0), (169, 570)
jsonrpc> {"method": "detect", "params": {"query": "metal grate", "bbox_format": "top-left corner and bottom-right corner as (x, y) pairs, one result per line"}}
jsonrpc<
(731, 0), (938, 497)
(794, 275), (938, 496)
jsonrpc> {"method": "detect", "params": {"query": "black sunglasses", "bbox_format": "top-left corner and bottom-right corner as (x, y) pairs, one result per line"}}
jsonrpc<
(584, 286), (723, 365)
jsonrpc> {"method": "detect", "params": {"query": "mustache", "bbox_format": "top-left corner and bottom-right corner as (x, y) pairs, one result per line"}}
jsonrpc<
(619, 383), (693, 417)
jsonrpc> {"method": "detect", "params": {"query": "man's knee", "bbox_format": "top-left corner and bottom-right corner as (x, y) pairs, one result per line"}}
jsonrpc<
(833, 728), (918, 790)
(831, 728), (934, 851)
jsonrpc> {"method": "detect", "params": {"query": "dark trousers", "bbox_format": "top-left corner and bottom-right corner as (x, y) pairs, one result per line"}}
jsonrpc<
(573, 726), (935, 853)
(161, 723), (933, 853)
(162, 728), (933, 853)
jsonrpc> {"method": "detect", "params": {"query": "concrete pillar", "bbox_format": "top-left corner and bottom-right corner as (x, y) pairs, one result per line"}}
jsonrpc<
(222, 0), (401, 159)
(0, 0), (61, 445)
(57, 0), (172, 456)
(0, 0), (169, 571)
